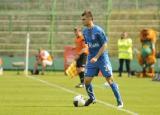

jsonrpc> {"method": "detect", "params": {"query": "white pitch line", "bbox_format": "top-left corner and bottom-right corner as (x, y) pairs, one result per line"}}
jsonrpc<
(27, 75), (138, 115)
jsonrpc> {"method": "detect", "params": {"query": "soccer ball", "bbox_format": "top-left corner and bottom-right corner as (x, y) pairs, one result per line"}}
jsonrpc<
(73, 95), (85, 107)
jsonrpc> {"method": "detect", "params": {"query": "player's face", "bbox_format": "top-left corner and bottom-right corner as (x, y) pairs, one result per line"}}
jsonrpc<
(81, 16), (90, 26)
(74, 30), (82, 37)
(121, 32), (128, 38)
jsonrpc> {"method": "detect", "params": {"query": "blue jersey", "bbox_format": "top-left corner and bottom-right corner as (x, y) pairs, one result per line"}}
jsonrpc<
(83, 25), (108, 59)
(83, 25), (112, 77)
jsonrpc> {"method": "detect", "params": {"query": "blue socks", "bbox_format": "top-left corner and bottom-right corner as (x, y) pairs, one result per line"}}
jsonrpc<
(110, 83), (122, 103)
(85, 83), (95, 100)
(85, 82), (122, 104)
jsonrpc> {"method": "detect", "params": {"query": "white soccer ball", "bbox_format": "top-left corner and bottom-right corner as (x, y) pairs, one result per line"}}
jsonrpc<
(73, 95), (85, 107)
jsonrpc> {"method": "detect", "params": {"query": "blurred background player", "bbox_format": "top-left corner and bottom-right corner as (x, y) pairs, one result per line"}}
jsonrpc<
(0, 57), (3, 75)
(73, 27), (88, 88)
(33, 49), (53, 75)
(81, 10), (123, 108)
(118, 32), (133, 77)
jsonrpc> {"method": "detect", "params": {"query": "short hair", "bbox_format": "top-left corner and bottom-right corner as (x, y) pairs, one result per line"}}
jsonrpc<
(74, 27), (81, 32)
(81, 10), (93, 20)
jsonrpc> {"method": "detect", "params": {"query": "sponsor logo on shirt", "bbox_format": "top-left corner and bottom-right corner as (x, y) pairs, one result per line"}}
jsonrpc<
(88, 42), (100, 48)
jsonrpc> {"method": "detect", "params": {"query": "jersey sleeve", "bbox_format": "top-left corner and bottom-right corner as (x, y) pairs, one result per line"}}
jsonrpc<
(97, 30), (108, 45)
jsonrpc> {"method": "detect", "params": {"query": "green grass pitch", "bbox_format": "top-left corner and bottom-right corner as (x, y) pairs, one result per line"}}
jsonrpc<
(0, 71), (160, 115)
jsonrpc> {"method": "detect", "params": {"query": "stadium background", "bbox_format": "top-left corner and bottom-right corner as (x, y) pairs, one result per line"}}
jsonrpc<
(0, 0), (160, 71)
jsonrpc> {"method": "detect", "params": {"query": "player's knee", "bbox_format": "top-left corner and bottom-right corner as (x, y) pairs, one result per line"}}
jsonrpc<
(105, 77), (114, 84)
(84, 77), (92, 85)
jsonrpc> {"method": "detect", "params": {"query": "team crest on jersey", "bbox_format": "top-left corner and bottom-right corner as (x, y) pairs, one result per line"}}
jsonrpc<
(91, 34), (96, 40)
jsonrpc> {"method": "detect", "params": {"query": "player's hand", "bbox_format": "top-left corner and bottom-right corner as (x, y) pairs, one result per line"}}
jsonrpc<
(90, 57), (98, 63)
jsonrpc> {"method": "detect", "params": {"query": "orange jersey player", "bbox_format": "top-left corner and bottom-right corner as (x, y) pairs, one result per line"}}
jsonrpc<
(75, 33), (88, 56)
(74, 27), (88, 88)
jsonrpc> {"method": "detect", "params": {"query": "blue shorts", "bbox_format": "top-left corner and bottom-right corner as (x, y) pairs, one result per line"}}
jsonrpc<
(84, 57), (112, 77)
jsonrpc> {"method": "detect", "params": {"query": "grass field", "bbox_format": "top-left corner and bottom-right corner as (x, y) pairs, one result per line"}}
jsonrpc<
(0, 71), (160, 115)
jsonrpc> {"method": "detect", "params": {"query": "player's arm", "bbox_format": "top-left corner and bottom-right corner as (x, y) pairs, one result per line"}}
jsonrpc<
(95, 43), (107, 58)
(90, 30), (108, 63)
(40, 51), (48, 60)
(40, 55), (46, 60)
(90, 43), (107, 63)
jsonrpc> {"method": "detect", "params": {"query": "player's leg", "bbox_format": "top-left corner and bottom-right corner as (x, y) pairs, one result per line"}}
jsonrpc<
(84, 67), (98, 106)
(106, 77), (123, 108)
(118, 59), (124, 77)
(75, 53), (87, 88)
(100, 61), (123, 108)
(41, 61), (46, 75)
(75, 67), (85, 88)
(84, 76), (96, 106)
(33, 60), (40, 74)
(41, 60), (52, 75)
(75, 56), (84, 87)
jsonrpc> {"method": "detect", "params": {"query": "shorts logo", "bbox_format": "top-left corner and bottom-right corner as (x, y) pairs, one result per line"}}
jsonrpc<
(104, 65), (109, 72)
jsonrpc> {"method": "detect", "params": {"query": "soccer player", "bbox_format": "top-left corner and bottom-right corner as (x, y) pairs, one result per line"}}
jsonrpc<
(74, 27), (88, 88)
(0, 57), (3, 75)
(33, 49), (53, 75)
(81, 10), (123, 108)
